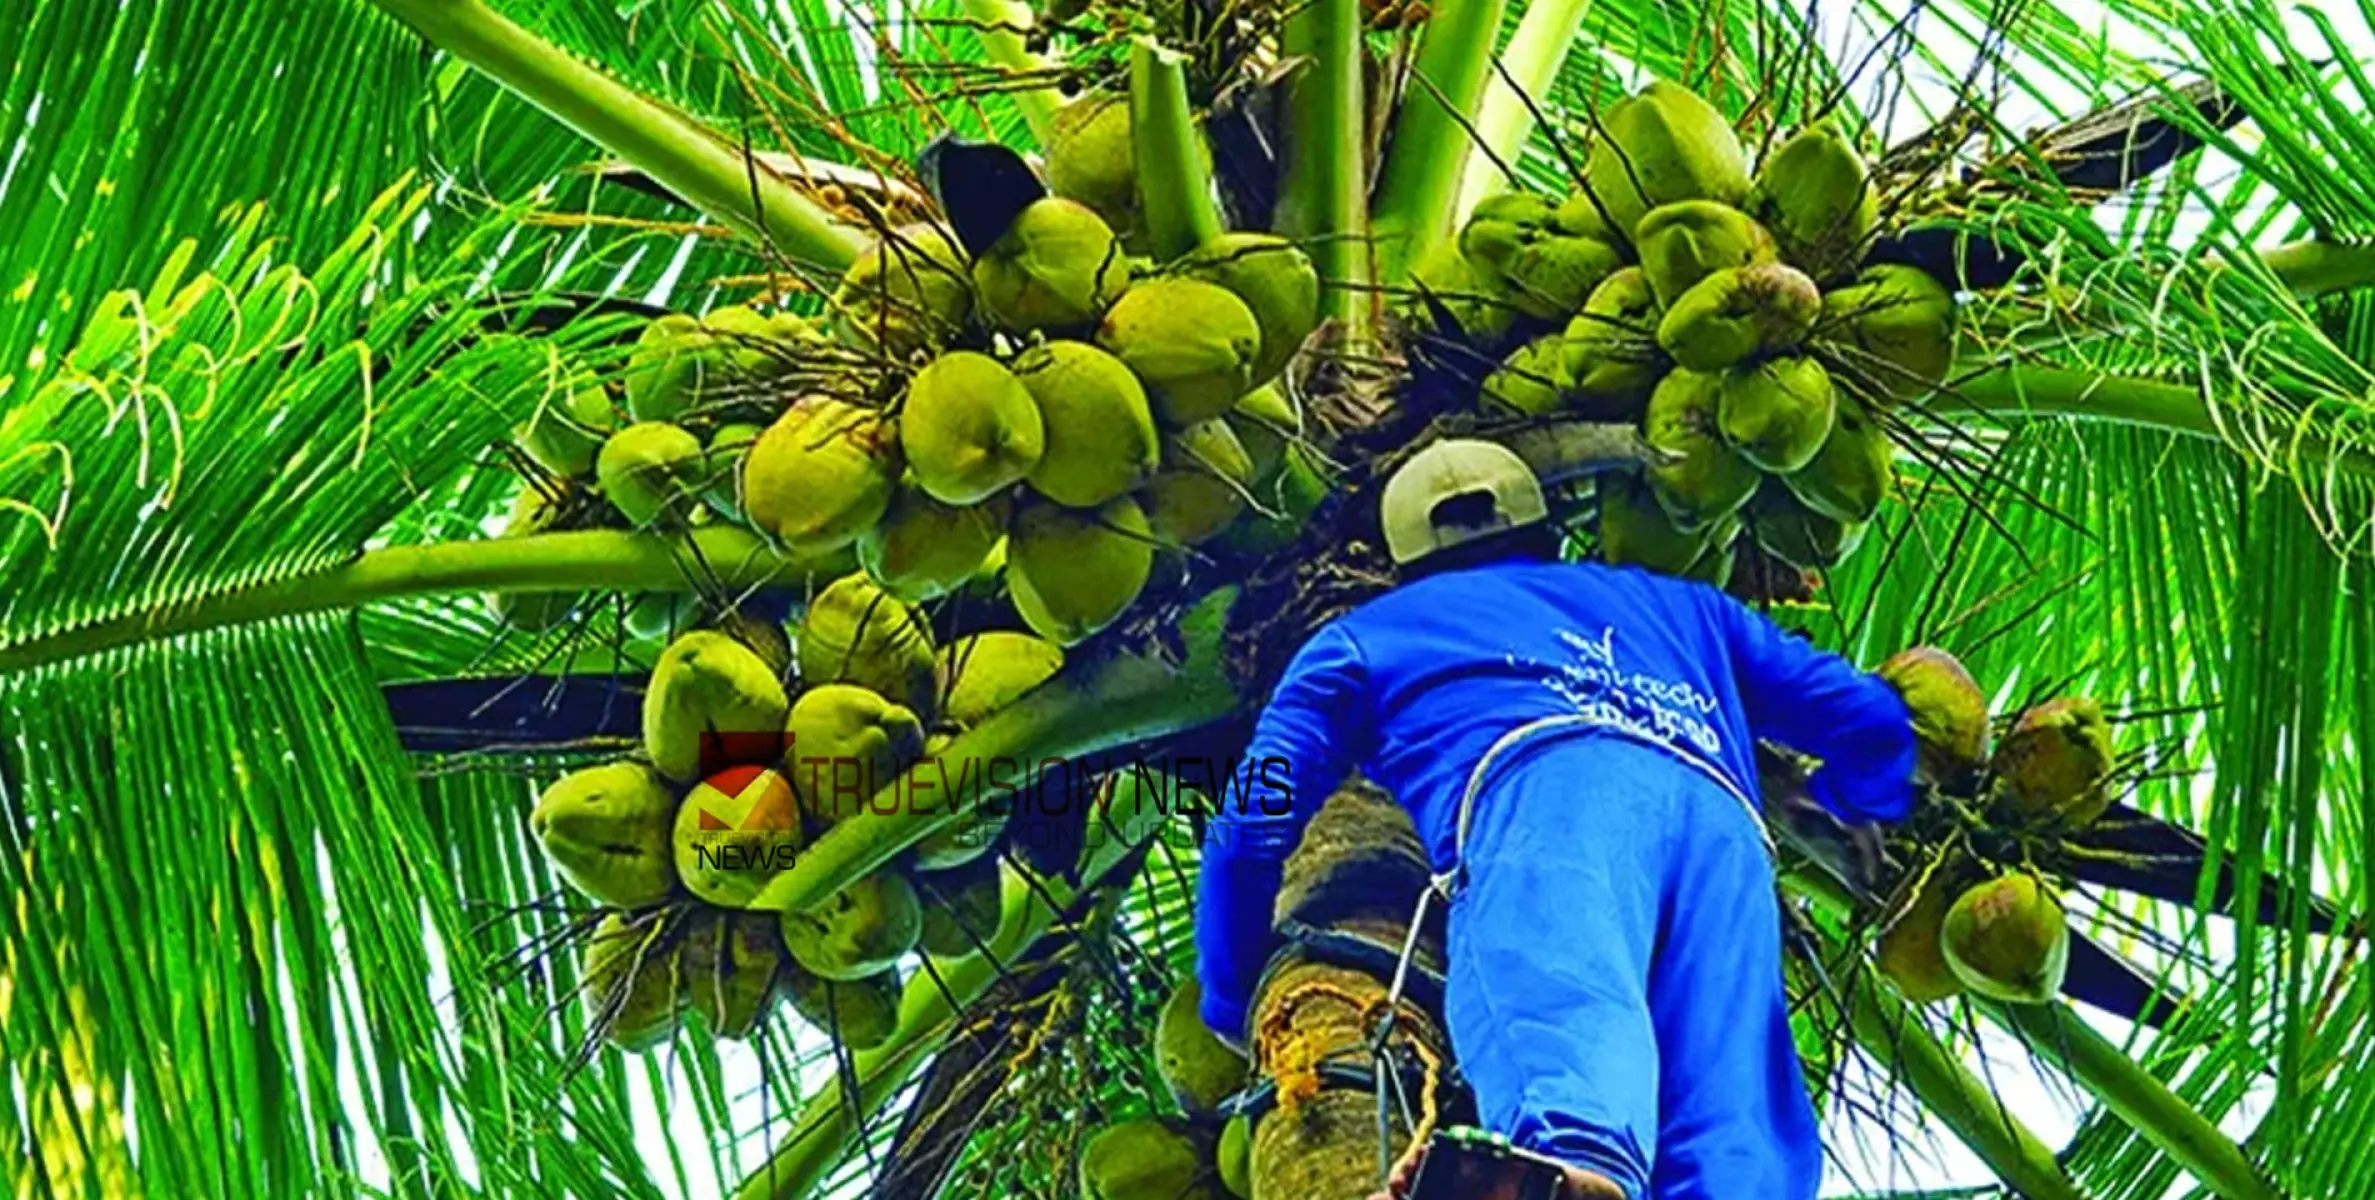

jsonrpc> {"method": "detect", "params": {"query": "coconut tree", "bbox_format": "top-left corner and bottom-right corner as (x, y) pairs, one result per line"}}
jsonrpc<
(2, 0), (2372, 1198)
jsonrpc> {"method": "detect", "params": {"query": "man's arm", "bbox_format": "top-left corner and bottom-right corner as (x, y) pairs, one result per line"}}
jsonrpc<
(1708, 591), (1920, 824)
(1194, 622), (1371, 1044)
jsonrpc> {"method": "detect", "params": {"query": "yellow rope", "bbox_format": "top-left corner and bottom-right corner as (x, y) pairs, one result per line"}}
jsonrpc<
(1251, 974), (1447, 1175)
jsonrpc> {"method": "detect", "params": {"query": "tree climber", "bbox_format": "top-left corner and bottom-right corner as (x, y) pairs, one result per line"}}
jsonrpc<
(1194, 440), (1922, 1200)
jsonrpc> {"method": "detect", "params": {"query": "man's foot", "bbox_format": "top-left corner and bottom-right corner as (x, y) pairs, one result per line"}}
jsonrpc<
(1366, 1144), (1626, 1200)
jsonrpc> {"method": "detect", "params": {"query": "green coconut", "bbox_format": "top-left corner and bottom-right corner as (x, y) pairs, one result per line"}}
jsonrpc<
(1156, 978), (1250, 1116)
(672, 764), (804, 907)
(1007, 496), (1156, 645)
(681, 911), (786, 1041)
(643, 629), (793, 783)
(625, 306), (799, 423)
(1992, 696), (2115, 827)
(1783, 398), (1893, 523)
(1503, 234), (1627, 320)
(797, 572), (940, 718)
(1752, 120), (1877, 280)
(901, 350), (1045, 505)
(1940, 875), (2069, 1004)
(1141, 417), (1255, 546)
(785, 683), (926, 828)
(1226, 384), (1294, 482)
(1634, 200), (1776, 307)
(939, 631), (1067, 728)
(781, 962), (903, 1049)
(1578, 80), (1752, 240)
(1820, 264), (1956, 402)
(1745, 480), (1863, 569)
(1642, 369), (1759, 528)
(1876, 855), (1966, 1005)
(1601, 477), (1739, 585)
(1480, 334), (1570, 417)
(489, 483), (590, 631)
(622, 591), (701, 644)
(1096, 278), (1263, 427)
(1717, 355), (1837, 474)
(1458, 191), (1558, 284)
(1656, 261), (1821, 372)
(858, 479), (1007, 602)
(742, 397), (901, 552)
(514, 373), (617, 478)
(780, 869), (924, 981)
(1011, 340), (1162, 507)
(973, 197), (1128, 333)
(1876, 646), (1992, 780)
(596, 421), (707, 528)
(1406, 236), (1517, 344)
(1216, 1115), (1252, 1199)
(832, 224), (975, 358)
(915, 855), (1008, 958)
(700, 421), (764, 521)
(530, 761), (680, 908)
(1079, 1118), (1222, 1200)
(1180, 233), (1321, 386)
(581, 914), (684, 1052)
(1045, 95), (1144, 249)
(1561, 267), (1666, 420)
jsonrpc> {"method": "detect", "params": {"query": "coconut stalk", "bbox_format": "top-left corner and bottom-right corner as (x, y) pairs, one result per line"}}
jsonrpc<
(745, 589), (1242, 915)
(1450, 0), (1595, 223)
(958, 0), (1062, 145)
(732, 792), (1167, 1200)
(1367, 0), (1509, 284)
(1991, 1000), (2279, 1200)
(1936, 364), (2375, 481)
(364, 0), (864, 271)
(1274, 0), (1372, 343)
(0, 528), (846, 675)
(1129, 38), (1226, 261)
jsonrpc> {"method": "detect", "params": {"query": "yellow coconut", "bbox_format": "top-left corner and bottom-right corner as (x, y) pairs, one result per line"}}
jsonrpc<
(743, 397), (901, 552)
(797, 572), (940, 718)
(530, 761), (680, 908)
(1480, 334), (1570, 417)
(1045, 95), (1143, 249)
(681, 910), (786, 1041)
(1642, 369), (1760, 528)
(1752, 120), (1877, 281)
(901, 350), (1045, 505)
(858, 478), (1008, 602)
(672, 764), (804, 907)
(914, 855), (1008, 958)
(514, 372), (617, 478)
(1634, 200), (1777, 307)
(1503, 234), (1627, 320)
(1079, 1118), (1222, 1200)
(1141, 417), (1256, 546)
(1180, 232), (1321, 386)
(1561, 267), (1666, 421)
(1578, 80), (1752, 239)
(1874, 646), (1991, 780)
(489, 482), (590, 631)
(1783, 397), (1893, 523)
(1992, 697), (2115, 827)
(1820, 264), (1956, 402)
(1656, 261), (1821, 373)
(1156, 978), (1250, 1115)
(938, 631), (1067, 728)
(643, 629), (793, 783)
(1745, 480), (1864, 569)
(779, 869), (924, 981)
(1875, 855), (1966, 1004)
(596, 421), (707, 528)
(972, 197), (1129, 332)
(1940, 875), (2069, 1004)
(1096, 278), (1263, 427)
(831, 224), (974, 358)
(1717, 355), (1837, 474)
(781, 963), (902, 1049)
(581, 914), (684, 1051)
(785, 683), (926, 829)
(1007, 496), (1157, 645)
(700, 420), (764, 521)
(1602, 476), (1739, 585)
(1011, 340), (1162, 507)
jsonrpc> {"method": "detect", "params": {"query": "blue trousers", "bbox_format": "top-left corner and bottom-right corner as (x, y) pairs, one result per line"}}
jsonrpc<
(1442, 735), (1822, 1200)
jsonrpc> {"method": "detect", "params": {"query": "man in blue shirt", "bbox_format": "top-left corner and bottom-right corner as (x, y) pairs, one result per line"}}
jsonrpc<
(1195, 440), (1919, 1199)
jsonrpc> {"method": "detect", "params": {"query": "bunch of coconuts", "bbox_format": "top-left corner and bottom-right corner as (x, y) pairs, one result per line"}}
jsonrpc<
(1864, 647), (2123, 1007)
(1414, 80), (1957, 586)
(1074, 976), (1253, 1199)
(527, 601), (1071, 1052)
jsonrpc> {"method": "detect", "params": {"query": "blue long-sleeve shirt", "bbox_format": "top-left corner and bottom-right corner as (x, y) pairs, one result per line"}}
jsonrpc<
(1195, 558), (1918, 1038)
